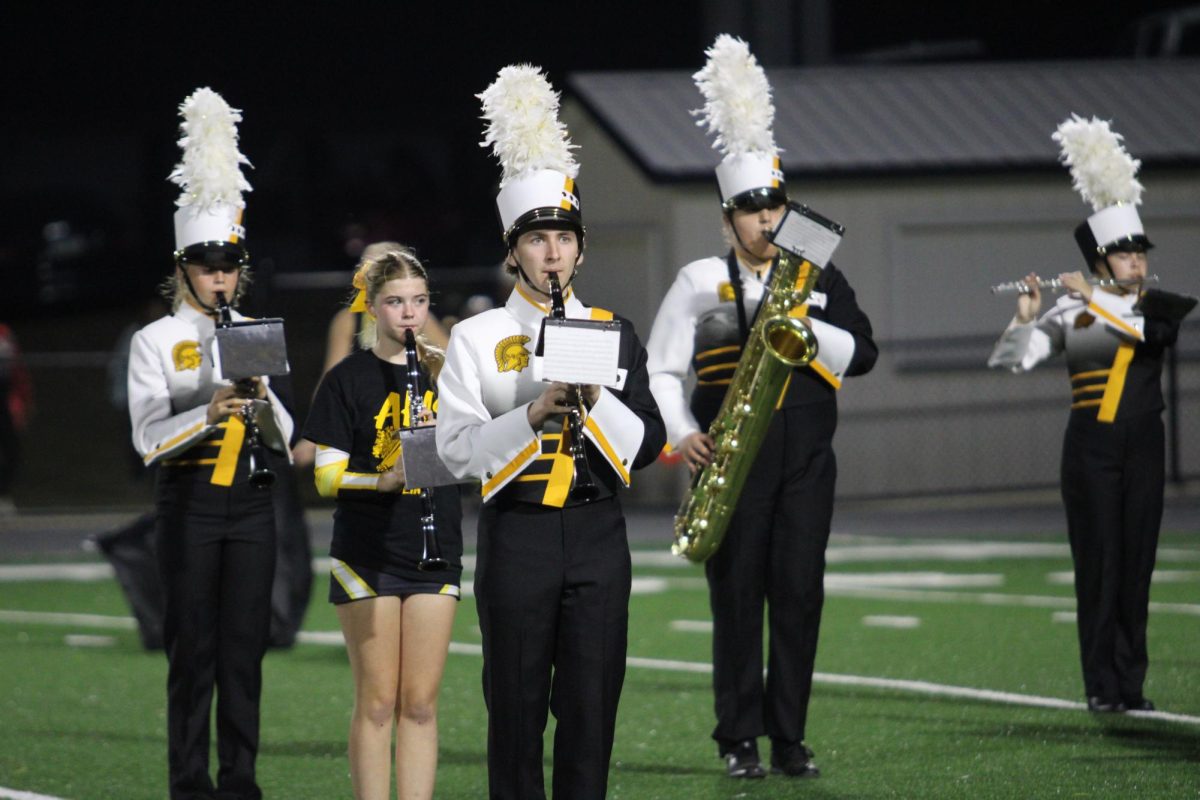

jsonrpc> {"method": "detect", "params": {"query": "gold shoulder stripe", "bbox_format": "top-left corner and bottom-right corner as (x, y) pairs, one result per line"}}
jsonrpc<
(1088, 302), (1142, 340)
(590, 307), (614, 321)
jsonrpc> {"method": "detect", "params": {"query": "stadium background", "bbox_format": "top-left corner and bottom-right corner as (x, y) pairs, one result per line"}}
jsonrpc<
(1, 3), (1198, 798)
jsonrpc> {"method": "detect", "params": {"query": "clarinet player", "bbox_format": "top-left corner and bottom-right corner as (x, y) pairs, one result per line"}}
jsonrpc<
(435, 65), (664, 799)
(302, 247), (463, 800)
(127, 88), (293, 800)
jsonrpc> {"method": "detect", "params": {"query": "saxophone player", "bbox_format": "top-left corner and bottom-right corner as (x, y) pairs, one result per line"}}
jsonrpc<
(435, 65), (664, 799)
(646, 36), (877, 780)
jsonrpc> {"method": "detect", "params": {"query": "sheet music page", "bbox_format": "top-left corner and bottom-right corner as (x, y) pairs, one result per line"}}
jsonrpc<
(542, 321), (622, 387)
(773, 210), (843, 268)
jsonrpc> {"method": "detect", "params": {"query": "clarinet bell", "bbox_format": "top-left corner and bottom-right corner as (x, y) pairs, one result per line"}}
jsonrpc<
(247, 442), (276, 490)
(569, 477), (601, 503)
(417, 552), (449, 572)
(417, 514), (449, 571)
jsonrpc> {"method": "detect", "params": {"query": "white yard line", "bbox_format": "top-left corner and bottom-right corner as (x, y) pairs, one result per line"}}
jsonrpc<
(4, 608), (1197, 727)
(0, 787), (71, 800)
(7, 540), (1196, 584)
(0, 610), (136, 629)
(825, 586), (1200, 616)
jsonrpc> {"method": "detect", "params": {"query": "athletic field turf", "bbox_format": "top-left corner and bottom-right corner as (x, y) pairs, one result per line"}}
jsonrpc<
(1, 528), (1197, 798)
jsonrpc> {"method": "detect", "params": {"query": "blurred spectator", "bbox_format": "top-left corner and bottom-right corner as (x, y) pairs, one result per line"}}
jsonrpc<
(0, 323), (34, 513)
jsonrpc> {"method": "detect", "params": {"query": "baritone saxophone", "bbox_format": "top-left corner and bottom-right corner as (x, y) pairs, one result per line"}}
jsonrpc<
(671, 203), (842, 563)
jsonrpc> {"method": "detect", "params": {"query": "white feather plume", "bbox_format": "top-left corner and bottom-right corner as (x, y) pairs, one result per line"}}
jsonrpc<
(1052, 114), (1143, 211)
(168, 87), (253, 209)
(478, 64), (579, 186)
(692, 34), (778, 157)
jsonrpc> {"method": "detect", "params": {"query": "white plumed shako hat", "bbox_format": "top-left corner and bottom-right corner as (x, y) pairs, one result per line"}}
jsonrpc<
(1053, 113), (1152, 271)
(693, 35), (786, 212)
(169, 87), (253, 267)
(479, 65), (583, 247)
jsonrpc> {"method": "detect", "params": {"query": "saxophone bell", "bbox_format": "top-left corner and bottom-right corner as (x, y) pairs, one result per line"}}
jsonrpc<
(761, 315), (818, 367)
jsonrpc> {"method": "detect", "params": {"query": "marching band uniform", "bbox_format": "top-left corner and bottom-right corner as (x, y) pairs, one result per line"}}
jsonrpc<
(647, 35), (876, 778)
(436, 65), (665, 799)
(129, 88), (291, 800)
(989, 114), (1185, 712)
(648, 251), (875, 773)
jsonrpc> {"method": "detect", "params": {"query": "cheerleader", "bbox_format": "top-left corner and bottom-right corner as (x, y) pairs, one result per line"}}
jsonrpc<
(303, 247), (463, 800)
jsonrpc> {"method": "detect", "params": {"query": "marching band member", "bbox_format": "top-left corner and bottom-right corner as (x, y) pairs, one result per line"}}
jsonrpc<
(302, 246), (463, 800)
(127, 88), (293, 800)
(435, 65), (665, 800)
(646, 36), (877, 779)
(989, 115), (1190, 713)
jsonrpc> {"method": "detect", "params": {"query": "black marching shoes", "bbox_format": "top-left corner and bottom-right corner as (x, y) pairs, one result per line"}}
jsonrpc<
(720, 739), (767, 779)
(1086, 696), (1127, 713)
(1123, 696), (1156, 712)
(771, 741), (820, 778)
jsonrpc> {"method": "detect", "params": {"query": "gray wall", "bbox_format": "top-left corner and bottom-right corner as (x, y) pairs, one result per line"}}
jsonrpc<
(563, 98), (1200, 500)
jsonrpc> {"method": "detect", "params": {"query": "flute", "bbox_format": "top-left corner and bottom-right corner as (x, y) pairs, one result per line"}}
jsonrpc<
(990, 275), (1158, 295)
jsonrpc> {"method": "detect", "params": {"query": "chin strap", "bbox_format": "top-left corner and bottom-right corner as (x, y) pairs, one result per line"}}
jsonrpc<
(510, 252), (582, 300)
(177, 263), (239, 315)
(726, 213), (774, 274)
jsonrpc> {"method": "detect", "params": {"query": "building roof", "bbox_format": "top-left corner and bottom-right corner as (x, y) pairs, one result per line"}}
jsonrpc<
(567, 59), (1200, 181)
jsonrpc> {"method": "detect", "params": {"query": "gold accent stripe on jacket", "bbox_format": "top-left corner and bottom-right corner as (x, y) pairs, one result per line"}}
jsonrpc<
(143, 421), (208, 465)
(211, 417), (246, 486)
(1097, 342), (1136, 423)
(482, 439), (541, 497)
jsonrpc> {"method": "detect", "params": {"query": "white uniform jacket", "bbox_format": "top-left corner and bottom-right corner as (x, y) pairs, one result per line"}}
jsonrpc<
(436, 281), (662, 505)
(988, 289), (1155, 423)
(646, 255), (871, 447)
(128, 300), (293, 482)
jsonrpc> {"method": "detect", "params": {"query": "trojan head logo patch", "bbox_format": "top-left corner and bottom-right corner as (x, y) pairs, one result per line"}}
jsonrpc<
(172, 341), (202, 371)
(494, 335), (531, 373)
(717, 281), (736, 302)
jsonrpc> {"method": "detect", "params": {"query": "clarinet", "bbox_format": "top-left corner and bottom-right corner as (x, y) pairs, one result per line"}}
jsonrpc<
(214, 292), (275, 489)
(546, 274), (600, 503)
(404, 329), (448, 571)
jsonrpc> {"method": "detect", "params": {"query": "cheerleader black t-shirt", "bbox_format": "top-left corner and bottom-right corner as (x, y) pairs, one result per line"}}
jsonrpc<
(303, 349), (463, 584)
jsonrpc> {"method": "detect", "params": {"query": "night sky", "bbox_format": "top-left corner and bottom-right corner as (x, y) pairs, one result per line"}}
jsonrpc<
(0, 0), (1187, 314)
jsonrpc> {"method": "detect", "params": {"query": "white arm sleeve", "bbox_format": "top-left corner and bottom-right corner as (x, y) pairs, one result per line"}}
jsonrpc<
(646, 270), (703, 446)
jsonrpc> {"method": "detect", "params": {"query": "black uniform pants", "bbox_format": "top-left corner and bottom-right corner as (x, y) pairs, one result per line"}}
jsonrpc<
(475, 496), (631, 800)
(706, 401), (837, 749)
(156, 471), (276, 800)
(1061, 410), (1164, 704)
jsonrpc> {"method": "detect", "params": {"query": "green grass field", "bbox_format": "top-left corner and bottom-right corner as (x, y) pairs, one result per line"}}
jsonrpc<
(1, 531), (1197, 799)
